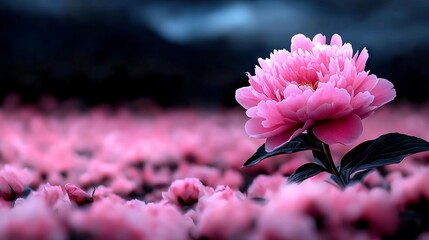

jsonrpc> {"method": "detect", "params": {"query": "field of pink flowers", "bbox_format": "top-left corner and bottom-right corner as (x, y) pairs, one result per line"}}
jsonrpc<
(1, 98), (429, 239)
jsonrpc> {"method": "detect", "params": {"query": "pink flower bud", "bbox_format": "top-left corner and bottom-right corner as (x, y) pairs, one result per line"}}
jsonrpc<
(65, 183), (94, 206)
(0, 165), (33, 201)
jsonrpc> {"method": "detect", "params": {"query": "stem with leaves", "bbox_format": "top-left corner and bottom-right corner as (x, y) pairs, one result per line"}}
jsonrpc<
(320, 142), (346, 188)
(242, 130), (429, 188)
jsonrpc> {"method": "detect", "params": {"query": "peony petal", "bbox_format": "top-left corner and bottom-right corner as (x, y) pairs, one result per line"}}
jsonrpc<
(0, 176), (11, 199)
(308, 85), (352, 120)
(258, 101), (286, 128)
(65, 183), (94, 206)
(351, 91), (375, 115)
(353, 72), (374, 93)
(258, 57), (272, 69)
(370, 78), (396, 107)
(313, 114), (363, 145)
(235, 87), (259, 109)
(291, 34), (313, 52)
(265, 121), (313, 152)
(245, 106), (258, 118)
(355, 48), (368, 72)
(330, 34), (343, 46)
(278, 86), (313, 121)
(312, 34), (326, 45)
(245, 118), (288, 138)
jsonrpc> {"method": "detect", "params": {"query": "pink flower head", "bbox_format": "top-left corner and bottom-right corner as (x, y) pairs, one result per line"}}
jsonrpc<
(236, 33), (396, 151)
(65, 183), (94, 206)
(0, 198), (66, 240)
(162, 178), (214, 207)
(33, 183), (64, 206)
(0, 165), (33, 201)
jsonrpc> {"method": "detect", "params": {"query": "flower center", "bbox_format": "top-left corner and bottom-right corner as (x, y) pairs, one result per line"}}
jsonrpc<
(298, 81), (319, 90)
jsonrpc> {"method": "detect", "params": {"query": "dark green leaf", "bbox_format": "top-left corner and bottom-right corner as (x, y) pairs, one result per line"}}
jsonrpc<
(349, 169), (373, 183)
(330, 174), (343, 186)
(329, 173), (350, 188)
(312, 149), (328, 167)
(400, 210), (422, 226)
(340, 133), (429, 178)
(288, 163), (327, 183)
(307, 128), (338, 173)
(242, 134), (318, 167)
(311, 148), (339, 174)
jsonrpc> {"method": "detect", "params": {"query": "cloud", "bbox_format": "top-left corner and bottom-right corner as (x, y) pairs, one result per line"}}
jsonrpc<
(139, 0), (429, 59)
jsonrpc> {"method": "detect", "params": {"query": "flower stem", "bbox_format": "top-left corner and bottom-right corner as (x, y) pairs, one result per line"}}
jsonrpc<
(307, 128), (346, 188)
(321, 142), (346, 188)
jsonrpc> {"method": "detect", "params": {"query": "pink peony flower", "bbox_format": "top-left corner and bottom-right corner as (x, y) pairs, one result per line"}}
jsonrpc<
(32, 183), (65, 206)
(193, 187), (259, 240)
(0, 198), (66, 240)
(162, 178), (214, 207)
(235, 33), (396, 151)
(0, 165), (33, 201)
(69, 199), (193, 240)
(247, 174), (285, 198)
(65, 183), (94, 206)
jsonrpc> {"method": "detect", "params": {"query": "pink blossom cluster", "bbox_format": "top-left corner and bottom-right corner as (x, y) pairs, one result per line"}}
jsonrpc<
(1, 175), (428, 239)
(0, 99), (262, 201)
(1, 100), (429, 238)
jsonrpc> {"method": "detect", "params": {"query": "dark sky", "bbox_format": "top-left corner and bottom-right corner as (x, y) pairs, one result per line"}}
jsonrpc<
(1, 0), (428, 107)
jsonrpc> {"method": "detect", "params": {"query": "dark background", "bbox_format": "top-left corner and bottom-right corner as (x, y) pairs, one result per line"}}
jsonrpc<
(1, 0), (429, 108)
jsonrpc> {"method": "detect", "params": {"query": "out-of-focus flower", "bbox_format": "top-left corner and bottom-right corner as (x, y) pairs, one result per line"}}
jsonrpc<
(0, 198), (66, 240)
(0, 165), (33, 201)
(236, 33), (396, 151)
(162, 178), (214, 207)
(32, 183), (64, 206)
(68, 199), (193, 240)
(247, 174), (285, 198)
(68, 198), (146, 240)
(92, 185), (124, 203)
(390, 167), (429, 207)
(254, 181), (398, 239)
(65, 183), (94, 206)
(193, 187), (259, 240)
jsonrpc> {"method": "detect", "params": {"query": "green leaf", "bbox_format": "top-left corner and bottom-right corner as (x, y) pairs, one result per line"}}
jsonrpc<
(349, 169), (373, 183)
(288, 163), (327, 183)
(242, 134), (317, 167)
(311, 148), (340, 174)
(307, 128), (337, 173)
(340, 133), (429, 179)
(330, 174), (343, 187)
(311, 149), (328, 166)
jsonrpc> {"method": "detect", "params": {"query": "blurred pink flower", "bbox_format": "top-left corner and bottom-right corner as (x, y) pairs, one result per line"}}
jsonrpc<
(33, 183), (64, 206)
(0, 198), (66, 240)
(92, 185), (124, 203)
(236, 33), (396, 151)
(390, 167), (429, 207)
(68, 199), (146, 239)
(0, 165), (33, 201)
(69, 199), (193, 240)
(193, 187), (259, 239)
(247, 174), (285, 198)
(162, 178), (213, 207)
(65, 183), (94, 206)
